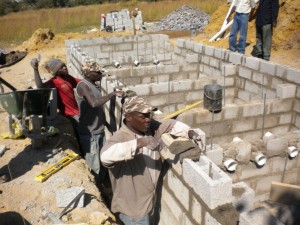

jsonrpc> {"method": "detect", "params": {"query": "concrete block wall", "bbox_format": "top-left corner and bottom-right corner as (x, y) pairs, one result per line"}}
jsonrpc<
(65, 34), (172, 78)
(64, 35), (300, 224)
(100, 9), (143, 31)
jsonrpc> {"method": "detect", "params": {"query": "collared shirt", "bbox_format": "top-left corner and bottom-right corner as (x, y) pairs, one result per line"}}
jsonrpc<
(234, 0), (256, 14)
(100, 119), (191, 217)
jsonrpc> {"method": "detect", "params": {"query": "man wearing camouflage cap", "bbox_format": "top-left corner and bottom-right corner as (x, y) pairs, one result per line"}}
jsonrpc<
(75, 58), (123, 181)
(100, 96), (203, 225)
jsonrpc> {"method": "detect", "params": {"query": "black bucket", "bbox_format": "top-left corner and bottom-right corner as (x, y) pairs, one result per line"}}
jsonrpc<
(204, 84), (223, 113)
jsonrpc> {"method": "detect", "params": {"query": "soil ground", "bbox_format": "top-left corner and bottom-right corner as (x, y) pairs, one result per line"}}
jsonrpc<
(0, 1), (299, 224)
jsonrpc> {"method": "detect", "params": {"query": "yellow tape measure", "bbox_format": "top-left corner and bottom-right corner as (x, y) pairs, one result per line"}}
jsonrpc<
(35, 152), (79, 182)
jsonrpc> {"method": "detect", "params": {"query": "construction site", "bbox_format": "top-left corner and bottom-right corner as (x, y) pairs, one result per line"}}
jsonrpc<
(0, 1), (300, 225)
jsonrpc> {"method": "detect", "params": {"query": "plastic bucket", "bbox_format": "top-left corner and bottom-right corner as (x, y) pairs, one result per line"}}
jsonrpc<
(203, 84), (223, 113)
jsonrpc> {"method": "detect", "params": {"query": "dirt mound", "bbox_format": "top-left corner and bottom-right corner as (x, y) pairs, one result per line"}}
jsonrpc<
(21, 28), (55, 52)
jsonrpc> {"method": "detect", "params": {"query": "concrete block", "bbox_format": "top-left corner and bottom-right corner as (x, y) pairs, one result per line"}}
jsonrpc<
(128, 84), (150, 96)
(193, 43), (203, 53)
(167, 170), (190, 210)
(232, 119), (256, 133)
(205, 144), (223, 166)
(161, 187), (182, 222)
(237, 89), (250, 102)
(242, 102), (264, 117)
(221, 63), (237, 76)
(232, 182), (255, 213)
(238, 67), (252, 80)
(276, 83), (296, 99)
(56, 187), (85, 208)
(244, 56), (260, 70)
(201, 55), (210, 65)
(209, 58), (220, 68)
(204, 45), (215, 56)
(279, 113), (293, 125)
(295, 101), (300, 113)
(191, 195), (203, 224)
(266, 137), (288, 157)
(176, 39), (185, 48)
(244, 80), (260, 94)
(151, 82), (169, 95)
(224, 105), (240, 120)
(287, 68), (300, 83)
(260, 60), (276, 75)
(171, 80), (193, 92)
(182, 156), (232, 209)
(239, 208), (284, 225)
(185, 53), (199, 63)
(204, 211), (222, 225)
(228, 52), (242, 65)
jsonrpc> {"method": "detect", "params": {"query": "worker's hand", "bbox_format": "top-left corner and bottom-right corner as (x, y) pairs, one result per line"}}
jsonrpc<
(30, 58), (39, 70)
(188, 130), (204, 149)
(137, 136), (160, 151)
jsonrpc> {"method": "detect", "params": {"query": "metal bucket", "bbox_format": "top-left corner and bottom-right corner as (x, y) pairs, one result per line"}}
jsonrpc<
(204, 84), (223, 113)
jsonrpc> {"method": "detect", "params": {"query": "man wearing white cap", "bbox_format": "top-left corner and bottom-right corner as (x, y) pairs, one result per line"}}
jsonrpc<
(75, 59), (123, 181)
(100, 96), (203, 225)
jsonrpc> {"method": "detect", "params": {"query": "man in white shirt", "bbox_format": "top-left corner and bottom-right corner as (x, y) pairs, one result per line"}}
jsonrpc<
(227, 0), (256, 54)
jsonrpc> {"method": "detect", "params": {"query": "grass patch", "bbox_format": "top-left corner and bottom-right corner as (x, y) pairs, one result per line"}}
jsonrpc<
(0, 0), (224, 48)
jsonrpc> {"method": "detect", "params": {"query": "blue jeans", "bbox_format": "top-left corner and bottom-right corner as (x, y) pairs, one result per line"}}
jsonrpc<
(229, 12), (249, 54)
(119, 213), (150, 225)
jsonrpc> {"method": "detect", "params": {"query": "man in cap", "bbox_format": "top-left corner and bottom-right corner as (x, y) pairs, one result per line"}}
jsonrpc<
(74, 58), (123, 182)
(100, 96), (203, 225)
(30, 57), (80, 139)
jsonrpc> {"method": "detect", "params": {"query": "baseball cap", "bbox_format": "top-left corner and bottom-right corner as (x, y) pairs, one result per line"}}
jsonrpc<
(81, 58), (108, 76)
(45, 58), (65, 75)
(123, 96), (153, 114)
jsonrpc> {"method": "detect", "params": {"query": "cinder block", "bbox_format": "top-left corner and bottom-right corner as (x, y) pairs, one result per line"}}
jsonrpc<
(203, 45), (214, 56)
(191, 195), (203, 224)
(182, 156), (232, 209)
(151, 82), (169, 95)
(260, 60), (276, 75)
(276, 83), (296, 99)
(232, 182), (255, 213)
(56, 187), (85, 208)
(244, 56), (260, 70)
(287, 68), (300, 83)
(238, 67), (252, 80)
(161, 187), (182, 222)
(266, 137), (288, 157)
(221, 63), (237, 76)
(204, 211), (222, 225)
(232, 119), (255, 133)
(242, 103), (264, 117)
(228, 52), (242, 65)
(171, 80), (193, 92)
(205, 144), (223, 166)
(167, 170), (190, 210)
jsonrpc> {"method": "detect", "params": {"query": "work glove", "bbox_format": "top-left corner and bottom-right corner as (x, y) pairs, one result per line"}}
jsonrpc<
(137, 136), (160, 151)
(188, 129), (204, 150)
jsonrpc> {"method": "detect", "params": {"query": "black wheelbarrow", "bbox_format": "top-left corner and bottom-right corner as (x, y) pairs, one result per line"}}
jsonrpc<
(0, 88), (53, 148)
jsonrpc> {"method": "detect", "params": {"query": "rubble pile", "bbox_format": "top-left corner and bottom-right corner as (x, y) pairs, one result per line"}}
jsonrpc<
(150, 5), (210, 32)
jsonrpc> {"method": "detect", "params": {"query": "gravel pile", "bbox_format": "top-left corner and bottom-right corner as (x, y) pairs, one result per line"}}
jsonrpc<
(150, 5), (210, 32)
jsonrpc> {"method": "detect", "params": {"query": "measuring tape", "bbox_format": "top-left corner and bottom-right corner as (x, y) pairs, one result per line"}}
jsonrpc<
(35, 152), (79, 182)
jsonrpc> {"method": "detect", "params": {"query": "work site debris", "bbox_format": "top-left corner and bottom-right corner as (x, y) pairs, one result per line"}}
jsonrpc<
(150, 5), (210, 32)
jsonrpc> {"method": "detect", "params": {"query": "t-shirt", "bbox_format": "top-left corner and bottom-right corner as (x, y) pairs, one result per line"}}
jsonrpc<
(234, 0), (256, 14)
(44, 74), (80, 117)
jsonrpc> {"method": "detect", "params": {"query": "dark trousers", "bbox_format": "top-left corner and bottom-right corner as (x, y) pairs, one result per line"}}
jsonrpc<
(255, 23), (273, 61)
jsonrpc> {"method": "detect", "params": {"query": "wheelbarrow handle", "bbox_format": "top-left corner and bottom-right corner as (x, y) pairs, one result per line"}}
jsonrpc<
(0, 77), (17, 91)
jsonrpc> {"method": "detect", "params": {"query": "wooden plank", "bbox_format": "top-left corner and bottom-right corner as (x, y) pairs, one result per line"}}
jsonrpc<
(269, 181), (300, 206)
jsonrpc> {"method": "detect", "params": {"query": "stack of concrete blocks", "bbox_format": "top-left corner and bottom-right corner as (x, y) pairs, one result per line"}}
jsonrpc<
(100, 9), (143, 31)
